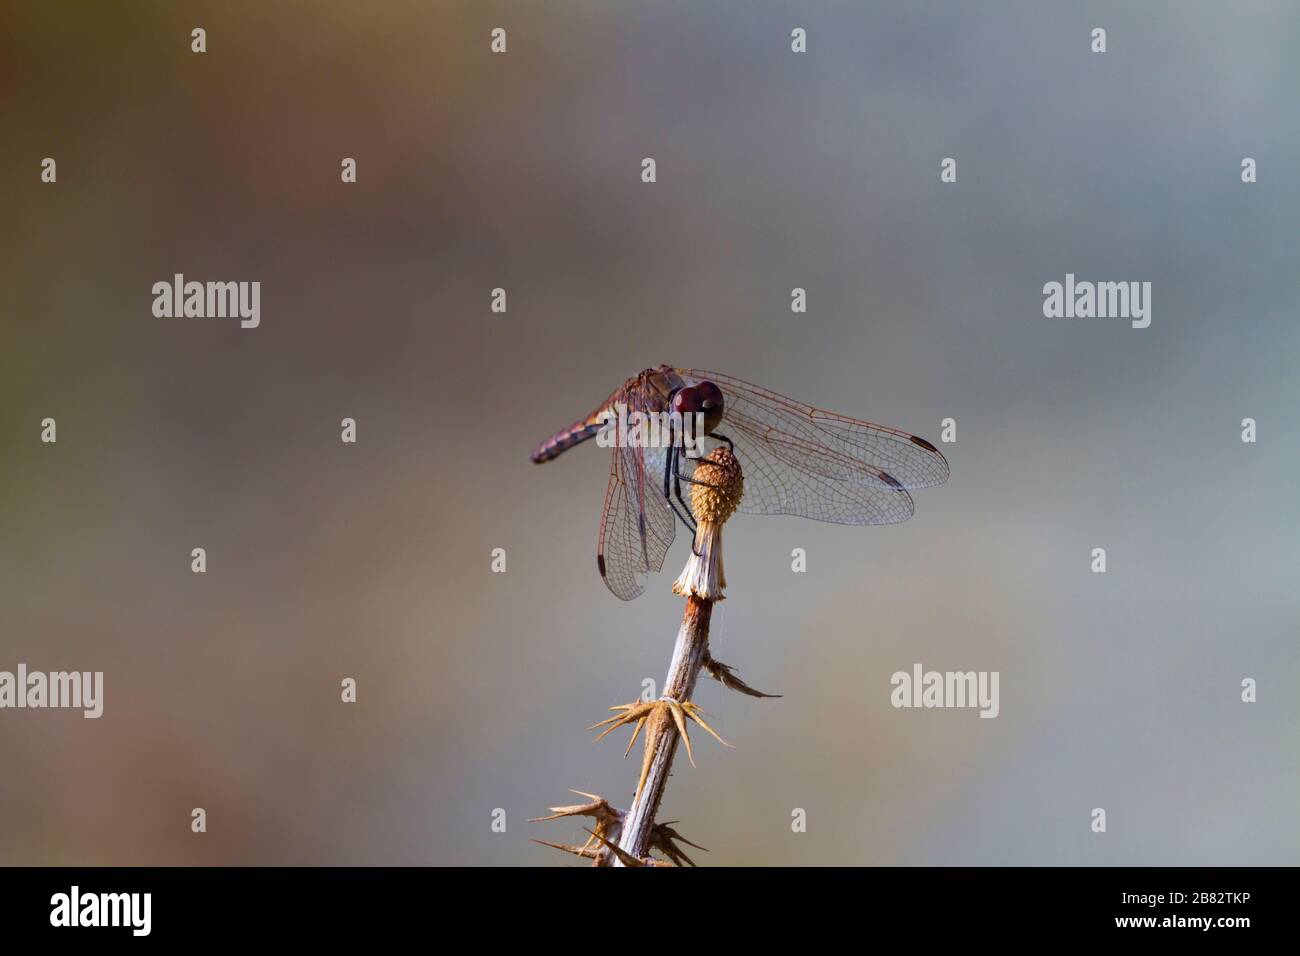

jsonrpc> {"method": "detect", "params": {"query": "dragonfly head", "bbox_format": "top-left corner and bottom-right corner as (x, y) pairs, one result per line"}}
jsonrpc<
(672, 381), (725, 435)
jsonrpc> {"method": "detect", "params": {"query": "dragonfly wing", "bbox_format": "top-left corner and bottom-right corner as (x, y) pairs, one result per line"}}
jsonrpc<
(718, 405), (915, 524)
(596, 442), (676, 600)
(679, 368), (947, 525)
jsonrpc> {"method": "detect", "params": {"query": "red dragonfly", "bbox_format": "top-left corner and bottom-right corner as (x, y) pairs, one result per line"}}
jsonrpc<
(532, 365), (948, 600)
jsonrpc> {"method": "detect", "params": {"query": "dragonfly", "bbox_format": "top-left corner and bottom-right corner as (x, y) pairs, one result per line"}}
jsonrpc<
(531, 365), (949, 600)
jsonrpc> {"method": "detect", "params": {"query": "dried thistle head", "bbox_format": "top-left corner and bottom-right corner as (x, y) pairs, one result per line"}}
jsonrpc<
(688, 446), (744, 524)
(673, 446), (744, 601)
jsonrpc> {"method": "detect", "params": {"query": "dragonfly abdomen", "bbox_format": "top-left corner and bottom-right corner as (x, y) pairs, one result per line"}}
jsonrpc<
(531, 414), (606, 463)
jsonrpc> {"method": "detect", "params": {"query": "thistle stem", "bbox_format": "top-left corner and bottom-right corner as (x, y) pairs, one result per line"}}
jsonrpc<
(609, 594), (714, 866)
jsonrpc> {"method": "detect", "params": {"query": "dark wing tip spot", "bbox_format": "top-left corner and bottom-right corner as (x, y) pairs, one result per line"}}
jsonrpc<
(879, 470), (904, 490)
(909, 435), (940, 454)
(597, 555), (607, 577)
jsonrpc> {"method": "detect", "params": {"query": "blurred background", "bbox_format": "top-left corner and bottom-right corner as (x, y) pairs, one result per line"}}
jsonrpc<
(1, 1), (1297, 865)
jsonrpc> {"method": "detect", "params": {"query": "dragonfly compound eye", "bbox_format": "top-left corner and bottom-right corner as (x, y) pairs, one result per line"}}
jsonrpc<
(674, 383), (725, 434)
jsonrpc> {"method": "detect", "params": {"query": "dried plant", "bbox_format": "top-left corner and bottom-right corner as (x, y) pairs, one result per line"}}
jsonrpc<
(535, 447), (777, 866)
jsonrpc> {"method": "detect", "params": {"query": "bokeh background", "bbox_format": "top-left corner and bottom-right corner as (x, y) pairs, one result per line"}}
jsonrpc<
(2, 1), (1297, 865)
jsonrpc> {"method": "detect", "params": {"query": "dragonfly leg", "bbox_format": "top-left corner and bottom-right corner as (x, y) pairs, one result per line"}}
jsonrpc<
(665, 478), (696, 535)
(672, 447), (707, 556)
(710, 431), (735, 453)
(673, 448), (696, 523)
(661, 429), (674, 500)
(676, 453), (722, 492)
(662, 420), (698, 537)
